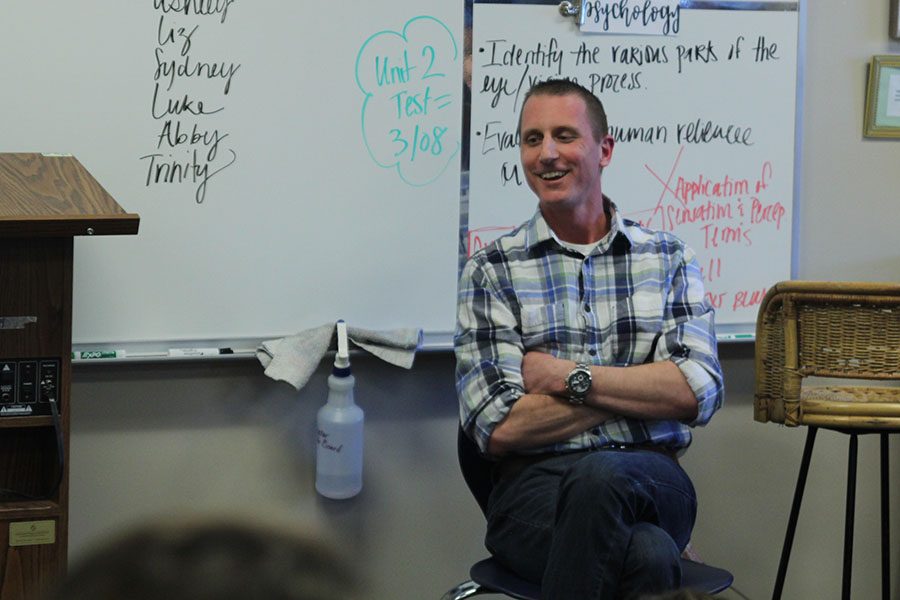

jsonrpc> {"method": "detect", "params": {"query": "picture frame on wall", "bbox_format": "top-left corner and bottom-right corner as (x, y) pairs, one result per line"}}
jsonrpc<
(892, 0), (900, 39)
(863, 55), (900, 138)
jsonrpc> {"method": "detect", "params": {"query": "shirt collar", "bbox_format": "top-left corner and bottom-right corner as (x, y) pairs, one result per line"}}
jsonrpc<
(524, 196), (634, 254)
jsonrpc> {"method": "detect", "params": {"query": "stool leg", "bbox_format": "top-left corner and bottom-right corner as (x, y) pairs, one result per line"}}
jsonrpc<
(842, 433), (858, 600)
(880, 433), (890, 600)
(773, 426), (818, 600)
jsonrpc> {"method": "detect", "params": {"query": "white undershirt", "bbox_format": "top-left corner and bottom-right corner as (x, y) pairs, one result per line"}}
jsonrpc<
(550, 229), (609, 257)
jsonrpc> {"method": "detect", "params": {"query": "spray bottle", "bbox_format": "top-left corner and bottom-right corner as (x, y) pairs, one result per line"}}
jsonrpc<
(315, 320), (364, 499)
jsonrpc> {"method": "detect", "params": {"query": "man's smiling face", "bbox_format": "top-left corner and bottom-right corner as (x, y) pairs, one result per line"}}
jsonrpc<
(519, 93), (613, 212)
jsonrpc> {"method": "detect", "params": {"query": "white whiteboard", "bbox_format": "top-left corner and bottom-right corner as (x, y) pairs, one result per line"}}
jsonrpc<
(467, 2), (799, 335)
(0, 1), (463, 349)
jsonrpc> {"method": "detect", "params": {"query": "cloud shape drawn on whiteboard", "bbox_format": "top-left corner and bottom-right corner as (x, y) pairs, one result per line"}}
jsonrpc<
(356, 16), (459, 187)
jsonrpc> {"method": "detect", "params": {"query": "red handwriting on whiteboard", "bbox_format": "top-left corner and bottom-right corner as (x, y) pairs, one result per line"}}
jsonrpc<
(705, 287), (769, 312)
(700, 223), (753, 247)
(705, 291), (727, 310)
(467, 226), (515, 257)
(732, 287), (768, 311)
(642, 145), (685, 231)
(751, 197), (786, 229)
(699, 257), (722, 283)
(642, 148), (786, 249)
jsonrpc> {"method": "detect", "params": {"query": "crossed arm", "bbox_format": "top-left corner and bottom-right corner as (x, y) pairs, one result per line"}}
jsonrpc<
(456, 237), (723, 458)
(487, 352), (698, 456)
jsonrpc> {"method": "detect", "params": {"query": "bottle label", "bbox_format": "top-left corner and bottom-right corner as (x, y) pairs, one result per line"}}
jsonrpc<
(317, 428), (345, 454)
(316, 422), (363, 475)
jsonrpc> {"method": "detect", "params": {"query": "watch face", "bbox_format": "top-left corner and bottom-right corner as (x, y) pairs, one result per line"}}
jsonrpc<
(569, 369), (591, 395)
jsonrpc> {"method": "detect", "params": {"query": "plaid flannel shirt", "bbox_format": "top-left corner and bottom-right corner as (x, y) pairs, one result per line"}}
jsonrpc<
(455, 205), (724, 455)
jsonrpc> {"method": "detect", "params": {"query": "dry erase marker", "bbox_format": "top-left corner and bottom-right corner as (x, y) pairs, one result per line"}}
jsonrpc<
(718, 333), (754, 341)
(168, 348), (234, 357)
(73, 350), (126, 360)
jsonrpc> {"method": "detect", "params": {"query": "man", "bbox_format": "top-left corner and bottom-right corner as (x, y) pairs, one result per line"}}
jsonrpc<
(455, 79), (724, 599)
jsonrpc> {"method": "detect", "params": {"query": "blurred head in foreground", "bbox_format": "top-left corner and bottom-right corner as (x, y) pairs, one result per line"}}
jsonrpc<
(48, 516), (358, 600)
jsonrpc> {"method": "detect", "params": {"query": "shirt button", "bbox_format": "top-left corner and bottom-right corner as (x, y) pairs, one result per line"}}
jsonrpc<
(589, 349), (597, 356)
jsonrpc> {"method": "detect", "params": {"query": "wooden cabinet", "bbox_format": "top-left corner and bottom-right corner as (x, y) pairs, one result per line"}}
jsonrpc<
(0, 155), (137, 599)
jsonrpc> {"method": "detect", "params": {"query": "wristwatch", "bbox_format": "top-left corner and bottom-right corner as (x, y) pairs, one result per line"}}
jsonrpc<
(564, 363), (592, 404)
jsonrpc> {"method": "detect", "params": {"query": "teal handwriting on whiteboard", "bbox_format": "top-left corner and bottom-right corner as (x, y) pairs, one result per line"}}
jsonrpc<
(356, 16), (460, 187)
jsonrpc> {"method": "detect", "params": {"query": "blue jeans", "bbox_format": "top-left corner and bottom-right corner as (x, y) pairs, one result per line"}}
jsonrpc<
(485, 448), (697, 600)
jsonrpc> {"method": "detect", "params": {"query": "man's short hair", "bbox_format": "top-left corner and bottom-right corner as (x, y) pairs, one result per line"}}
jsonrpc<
(518, 79), (609, 141)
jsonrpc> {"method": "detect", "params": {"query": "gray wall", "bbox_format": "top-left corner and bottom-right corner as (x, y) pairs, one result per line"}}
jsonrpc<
(68, 1), (900, 598)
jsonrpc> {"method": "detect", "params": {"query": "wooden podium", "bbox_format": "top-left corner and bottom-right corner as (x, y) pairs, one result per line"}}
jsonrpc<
(0, 154), (138, 599)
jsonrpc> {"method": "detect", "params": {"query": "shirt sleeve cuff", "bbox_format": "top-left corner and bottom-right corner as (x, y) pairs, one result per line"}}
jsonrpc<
(672, 356), (722, 426)
(466, 388), (522, 455)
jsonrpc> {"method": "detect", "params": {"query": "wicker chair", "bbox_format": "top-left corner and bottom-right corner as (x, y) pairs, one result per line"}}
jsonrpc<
(754, 281), (900, 600)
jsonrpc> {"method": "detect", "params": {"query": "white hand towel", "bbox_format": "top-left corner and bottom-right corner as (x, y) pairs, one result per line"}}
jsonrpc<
(257, 323), (422, 391)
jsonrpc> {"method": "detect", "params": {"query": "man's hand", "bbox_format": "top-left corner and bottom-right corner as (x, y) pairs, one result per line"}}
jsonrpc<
(522, 351), (571, 397)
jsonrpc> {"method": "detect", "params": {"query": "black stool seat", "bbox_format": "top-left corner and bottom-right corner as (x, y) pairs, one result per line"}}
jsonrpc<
(467, 556), (733, 600)
(469, 558), (541, 600)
